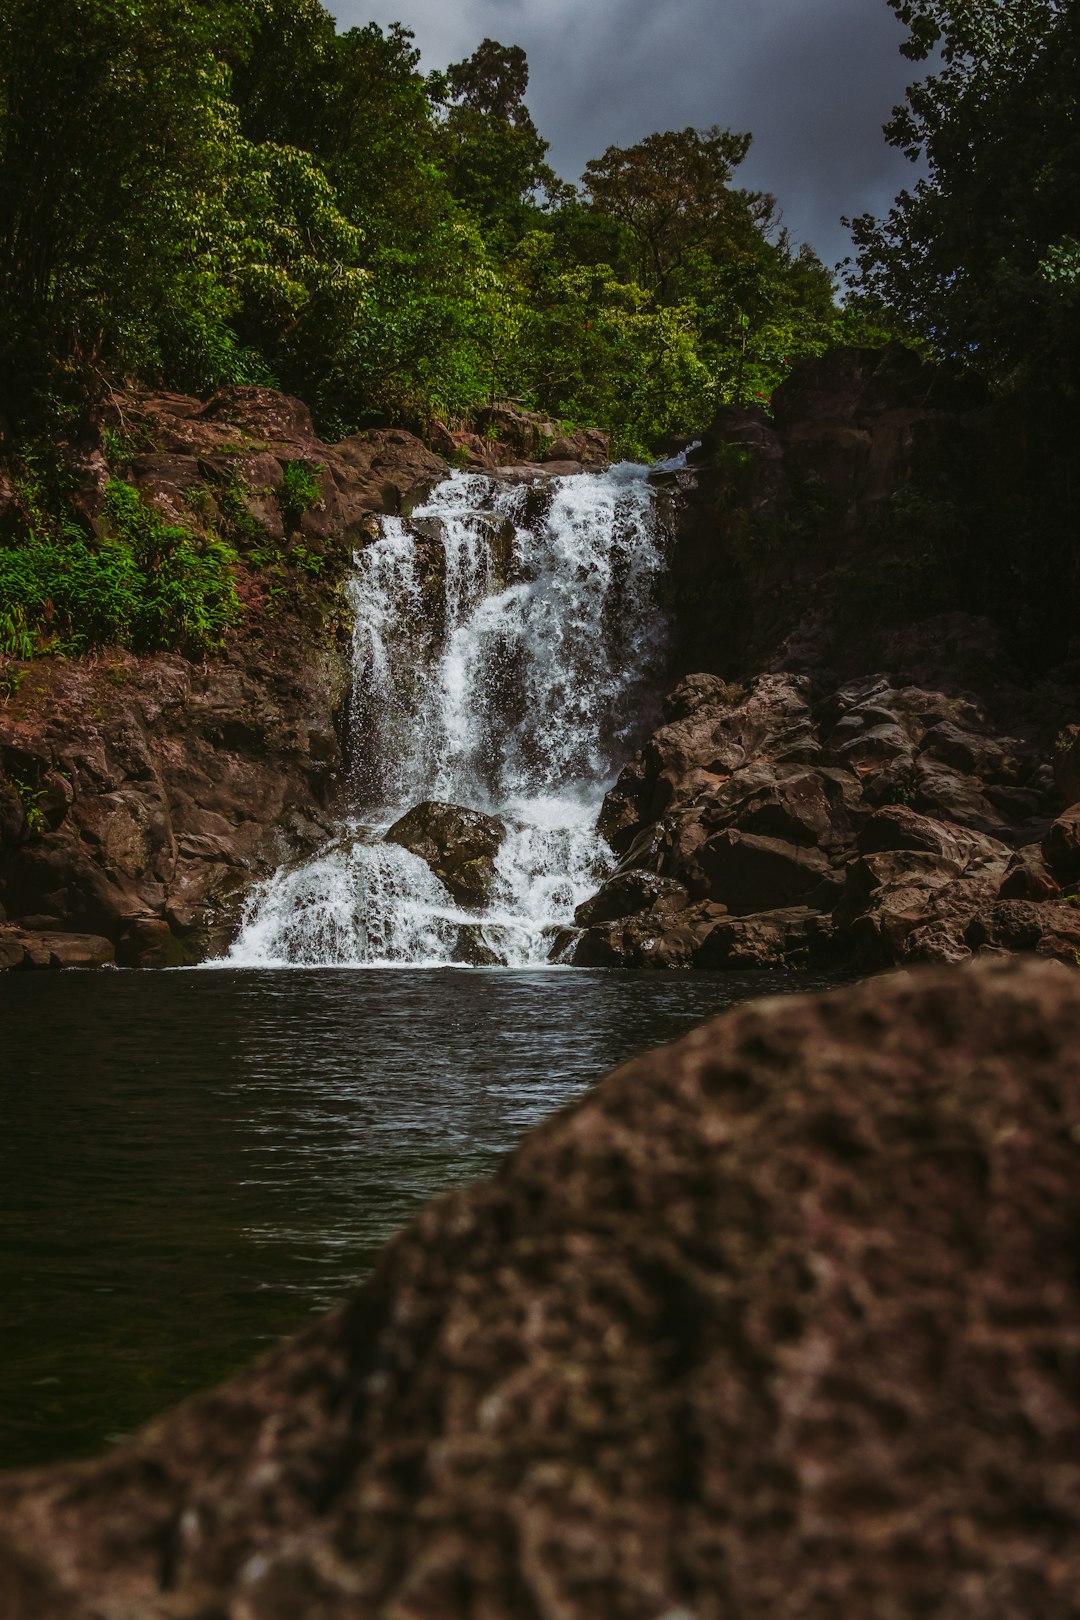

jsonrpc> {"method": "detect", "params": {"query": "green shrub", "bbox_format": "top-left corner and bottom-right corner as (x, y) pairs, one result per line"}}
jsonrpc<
(279, 461), (323, 531)
(0, 480), (241, 658)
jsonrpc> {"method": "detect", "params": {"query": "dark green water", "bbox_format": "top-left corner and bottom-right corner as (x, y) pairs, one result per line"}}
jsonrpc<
(0, 966), (833, 1472)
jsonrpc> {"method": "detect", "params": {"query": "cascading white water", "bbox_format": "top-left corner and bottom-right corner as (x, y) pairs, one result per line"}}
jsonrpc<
(230, 461), (670, 967)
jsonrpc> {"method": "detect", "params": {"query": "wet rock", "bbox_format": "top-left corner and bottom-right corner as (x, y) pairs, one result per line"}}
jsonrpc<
(998, 843), (1063, 902)
(1042, 805), (1080, 886)
(385, 801), (505, 908)
(968, 899), (1080, 962)
(0, 927), (115, 969)
(5, 960), (1080, 1619)
(574, 870), (689, 927)
(571, 901), (724, 969)
(698, 829), (834, 914)
(697, 906), (836, 970)
(451, 926), (504, 967)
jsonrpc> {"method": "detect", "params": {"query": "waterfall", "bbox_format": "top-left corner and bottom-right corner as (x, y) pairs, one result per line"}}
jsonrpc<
(229, 461), (670, 967)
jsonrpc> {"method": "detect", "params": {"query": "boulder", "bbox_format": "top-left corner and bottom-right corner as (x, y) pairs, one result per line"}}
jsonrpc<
(912, 757), (1010, 839)
(0, 928), (115, 969)
(732, 768), (855, 850)
(570, 901), (725, 969)
(1042, 805), (1080, 886)
(833, 847), (1009, 968)
(385, 801), (506, 908)
(998, 843), (1063, 902)
(919, 719), (1011, 780)
(574, 870), (689, 927)
(5, 962), (1080, 1618)
(698, 828), (835, 914)
(858, 803), (1008, 867)
(968, 899), (1080, 962)
(697, 906), (836, 970)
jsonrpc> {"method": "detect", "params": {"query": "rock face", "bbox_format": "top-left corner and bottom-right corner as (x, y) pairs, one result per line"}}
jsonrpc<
(571, 665), (1080, 970)
(572, 345), (1080, 974)
(385, 801), (506, 907)
(3, 958), (1080, 1618)
(0, 387), (450, 967)
(429, 405), (609, 475)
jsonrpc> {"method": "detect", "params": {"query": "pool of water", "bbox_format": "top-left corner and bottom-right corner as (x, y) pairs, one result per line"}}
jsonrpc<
(0, 966), (836, 1471)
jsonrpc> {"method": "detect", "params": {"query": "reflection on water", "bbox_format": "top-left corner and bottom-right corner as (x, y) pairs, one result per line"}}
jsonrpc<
(0, 966), (835, 1470)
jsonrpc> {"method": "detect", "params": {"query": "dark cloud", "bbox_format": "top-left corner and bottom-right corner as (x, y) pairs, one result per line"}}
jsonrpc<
(332, 0), (924, 269)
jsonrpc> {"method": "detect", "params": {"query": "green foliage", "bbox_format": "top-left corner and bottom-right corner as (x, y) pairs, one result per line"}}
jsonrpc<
(845, 0), (1080, 395)
(279, 462), (323, 530)
(583, 126), (756, 299)
(0, 480), (240, 658)
(10, 776), (47, 836)
(0, 0), (853, 455)
(437, 40), (557, 244)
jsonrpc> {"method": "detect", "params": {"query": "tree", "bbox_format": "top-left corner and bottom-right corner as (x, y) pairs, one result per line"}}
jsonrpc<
(439, 39), (556, 241)
(582, 126), (760, 301)
(845, 0), (1080, 394)
(0, 0), (245, 420)
(446, 38), (530, 122)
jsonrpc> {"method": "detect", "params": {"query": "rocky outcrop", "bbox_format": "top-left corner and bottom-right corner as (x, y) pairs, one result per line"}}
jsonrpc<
(3, 958), (1080, 1617)
(429, 404), (609, 477)
(586, 345), (1080, 973)
(0, 387), (450, 967)
(385, 800), (506, 908)
(568, 660), (1080, 970)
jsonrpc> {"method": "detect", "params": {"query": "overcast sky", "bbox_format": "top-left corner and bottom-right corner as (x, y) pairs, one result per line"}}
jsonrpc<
(331, 0), (923, 271)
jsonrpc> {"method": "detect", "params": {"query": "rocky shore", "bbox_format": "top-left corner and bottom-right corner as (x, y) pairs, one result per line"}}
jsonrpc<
(2, 957), (1079, 1617)
(562, 348), (1080, 973)
(562, 661), (1080, 972)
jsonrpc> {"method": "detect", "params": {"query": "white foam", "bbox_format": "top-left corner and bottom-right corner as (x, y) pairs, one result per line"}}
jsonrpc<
(229, 464), (669, 967)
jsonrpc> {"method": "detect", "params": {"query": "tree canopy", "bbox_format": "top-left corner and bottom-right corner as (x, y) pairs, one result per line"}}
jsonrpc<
(0, 0), (850, 454)
(845, 0), (1080, 395)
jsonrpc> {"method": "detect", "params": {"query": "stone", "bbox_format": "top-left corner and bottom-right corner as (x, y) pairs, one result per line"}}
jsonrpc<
(0, 928), (114, 969)
(913, 757), (1010, 838)
(998, 843), (1063, 901)
(733, 768), (855, 850)
(1042, 805), (1080, 886)
(574, 870), (689, 927)
(5, 961), (1080, 1618)
(1052, 725), (1080, 806)
(858, 803), (1008, 867)
(698, 828), (834, 914)
(571, 902), (724, 969)
(385, 801), (506, 908)
(697, 906), (836, 969)
(832, 846), (1009, 968)
(968, 899), (1080, 962)
(919, 719), (1011, 780)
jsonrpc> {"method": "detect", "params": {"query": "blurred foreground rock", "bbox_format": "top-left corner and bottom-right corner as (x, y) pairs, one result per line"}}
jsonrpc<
(2, 957), (1080, 1618)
